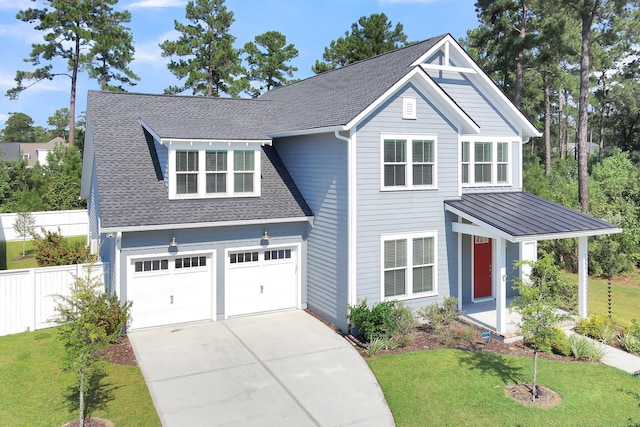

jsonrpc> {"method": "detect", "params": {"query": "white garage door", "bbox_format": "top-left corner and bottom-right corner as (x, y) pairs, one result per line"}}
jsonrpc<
(225, 247), (298, 317)
(127, 253), (214, 329)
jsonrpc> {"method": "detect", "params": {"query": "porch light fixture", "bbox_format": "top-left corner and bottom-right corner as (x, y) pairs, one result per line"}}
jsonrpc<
(169, 236), (178, 248)
(261, 230), (269, 241)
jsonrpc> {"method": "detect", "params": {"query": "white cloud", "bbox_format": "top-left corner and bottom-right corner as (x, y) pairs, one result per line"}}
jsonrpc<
(0, 0), (32, 11)
(128, 0), (186, 9)
(0, 22), (43, 44)
(134, 30), (178, 65)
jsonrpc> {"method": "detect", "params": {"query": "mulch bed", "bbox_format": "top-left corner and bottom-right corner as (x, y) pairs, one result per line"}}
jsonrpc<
(63, 418), (114, 427)
(98, 335), (138, 366)
(506, 383), (562, 408)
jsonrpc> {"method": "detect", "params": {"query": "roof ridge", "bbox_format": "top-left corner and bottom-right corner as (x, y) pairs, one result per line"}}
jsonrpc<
(262, 34), (449, 96)
(88, 90), (276, 103)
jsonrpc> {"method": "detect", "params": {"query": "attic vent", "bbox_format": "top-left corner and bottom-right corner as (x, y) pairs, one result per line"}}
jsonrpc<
(403, 97), (417, 120)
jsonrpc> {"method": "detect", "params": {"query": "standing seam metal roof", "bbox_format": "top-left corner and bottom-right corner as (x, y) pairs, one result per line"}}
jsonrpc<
(444, 192), (620, 239)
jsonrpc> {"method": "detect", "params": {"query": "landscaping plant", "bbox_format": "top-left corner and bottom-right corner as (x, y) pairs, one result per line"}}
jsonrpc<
(32, 228), (91, 266)
(13, 210), (35, 257)
(511, 255), (570, 401)
(347, 299), (416, 345)
(54, 264), (131, 426)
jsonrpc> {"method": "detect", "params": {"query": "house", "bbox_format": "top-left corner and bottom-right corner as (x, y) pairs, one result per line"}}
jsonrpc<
(20, 137), (68, 167)
(80, 34), (621, 334)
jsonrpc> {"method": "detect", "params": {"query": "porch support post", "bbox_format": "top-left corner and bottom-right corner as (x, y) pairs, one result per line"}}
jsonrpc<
(457, 216), (463, 311)
(578, 236), (589, 318)
(495, 237), (507, 334)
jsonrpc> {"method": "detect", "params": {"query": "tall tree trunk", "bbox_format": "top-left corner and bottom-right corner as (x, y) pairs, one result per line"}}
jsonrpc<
(514, 0), (527, 108)
(544, 72), (552, 175)
(577, 7), (596, 213)
(208, 66), (213, 96)
(68, 32), (79, 148)
(598, 71), (606, 164)
(558, 87), (565, 159)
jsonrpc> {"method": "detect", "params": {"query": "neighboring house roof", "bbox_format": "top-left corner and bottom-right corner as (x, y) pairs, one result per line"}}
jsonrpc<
(260, 36), (446, 134)
(444, 192), (622, 242)
(0, 142), (20, 161)
(20, 137), (68, 167)
(85, 91), (312, 231)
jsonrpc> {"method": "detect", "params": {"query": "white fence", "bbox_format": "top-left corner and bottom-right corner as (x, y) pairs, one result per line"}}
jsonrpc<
(0, 262), (107, 337)
(0, 209), (88, 241)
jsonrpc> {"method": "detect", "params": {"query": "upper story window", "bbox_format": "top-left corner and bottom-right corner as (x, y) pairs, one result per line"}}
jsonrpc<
(381, 134), (437, 190)
(169, 143), (261, 199)
(461, 138), (511, 186)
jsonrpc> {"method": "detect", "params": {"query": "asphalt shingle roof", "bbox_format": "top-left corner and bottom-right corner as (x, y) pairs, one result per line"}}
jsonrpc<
(445, 192), (620, 240)
(87, 91), (312, 230)
(259, 35), (446, 133)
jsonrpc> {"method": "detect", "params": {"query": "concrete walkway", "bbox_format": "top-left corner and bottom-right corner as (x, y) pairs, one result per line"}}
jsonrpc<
(129, 310), (395, 427)
(565, 330), (640, 374)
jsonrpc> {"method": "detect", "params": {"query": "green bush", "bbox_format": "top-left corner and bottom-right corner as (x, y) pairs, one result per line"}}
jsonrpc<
(549, 328), (572, 356)
(598, 323), (618, 345)
(619, 333), (640, 354)
(347, 299), (416, 342)
(94, 292), (133, 341)
(569, 334), (606, 362)
(31, 228), (91, 267)
(417, 297), (460, 333)
(575, 313), (613, 340)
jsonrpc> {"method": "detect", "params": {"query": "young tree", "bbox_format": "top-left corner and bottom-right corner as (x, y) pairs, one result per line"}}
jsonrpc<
(312, 13), (407, 74)
(243, 31), (298, 97)
(47, 108), (70, 141)
(511, 255), (570, 402)
(7, 0), (135, 147)
(32, 228), (90, 266)
(13, 210), (36, 257)
(54, 264), (131, 426)
(40, 145), (85, 211)
(160, 0), (245, 97)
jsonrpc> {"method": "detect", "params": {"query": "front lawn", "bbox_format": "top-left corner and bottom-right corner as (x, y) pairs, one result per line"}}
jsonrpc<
(0, 236), (87, 270)
(0, 328), (160, 426)
(369, 350), (640, 427)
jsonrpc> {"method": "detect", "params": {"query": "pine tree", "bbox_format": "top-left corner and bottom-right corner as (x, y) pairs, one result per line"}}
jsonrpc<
(244, 31), (298, 97)
(160, 0), (246, 97)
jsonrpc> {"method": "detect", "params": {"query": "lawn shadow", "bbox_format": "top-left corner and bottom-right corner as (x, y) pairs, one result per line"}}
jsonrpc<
(64, 365), (120, 420)
(0, 240), (6, 270)
(458, 350), (525, 385)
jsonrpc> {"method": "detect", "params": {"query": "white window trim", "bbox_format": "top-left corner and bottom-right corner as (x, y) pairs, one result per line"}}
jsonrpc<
(380, 133), (438, 191)
(460, 136), (513, 187)
(168, 142), (261, 199)
(380, 231), (438, 301)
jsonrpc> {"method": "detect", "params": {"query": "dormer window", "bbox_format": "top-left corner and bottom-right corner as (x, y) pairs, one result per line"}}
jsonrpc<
(168, 143), (261, 199)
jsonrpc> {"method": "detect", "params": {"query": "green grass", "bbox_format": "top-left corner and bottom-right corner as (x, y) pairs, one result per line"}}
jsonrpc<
(566, 270), (640, 327)
(369, 349), (640, 427)
(1, 236), (88, 270)
(0, 328), (160, 426)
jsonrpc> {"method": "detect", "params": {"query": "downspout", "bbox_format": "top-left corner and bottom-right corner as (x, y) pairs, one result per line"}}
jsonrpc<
(334, 130), (357, 313)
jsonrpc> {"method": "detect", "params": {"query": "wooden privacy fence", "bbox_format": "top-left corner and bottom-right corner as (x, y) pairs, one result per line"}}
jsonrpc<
(0, 263), (108, 337)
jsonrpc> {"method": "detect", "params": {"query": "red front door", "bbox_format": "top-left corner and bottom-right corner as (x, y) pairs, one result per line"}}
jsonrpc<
(473, 237), (492, 299)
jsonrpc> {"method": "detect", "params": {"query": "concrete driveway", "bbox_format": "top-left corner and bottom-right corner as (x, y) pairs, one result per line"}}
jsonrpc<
(129, 310), (395, 427)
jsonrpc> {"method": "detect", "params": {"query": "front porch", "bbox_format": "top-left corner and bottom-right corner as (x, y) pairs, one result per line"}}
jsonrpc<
(460, 299), (575, 343)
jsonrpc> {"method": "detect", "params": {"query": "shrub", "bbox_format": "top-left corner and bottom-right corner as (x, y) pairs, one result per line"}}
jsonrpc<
(550, 328), (572, 356)
(619, 333), (640, 354)
(417, 297), (460, 333)
(576, 313), (613, 340)
(598, 323), (618, 345)
(94, 292), (133, 341)
(569, 334), (606, 362)
(347, 299), (416, 342)
(364, 337), (399, 357)
(31, 228), (91, 267)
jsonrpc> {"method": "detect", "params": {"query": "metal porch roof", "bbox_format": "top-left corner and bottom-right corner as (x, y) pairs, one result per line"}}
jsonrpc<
(444, 192), (622, 242)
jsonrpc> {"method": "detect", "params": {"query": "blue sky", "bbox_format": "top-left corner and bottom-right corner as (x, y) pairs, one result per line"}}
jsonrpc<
(0, 0), (478, 131)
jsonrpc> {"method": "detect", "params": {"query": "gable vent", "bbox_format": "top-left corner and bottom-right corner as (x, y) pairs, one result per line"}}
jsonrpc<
(403, 97), (417, 120)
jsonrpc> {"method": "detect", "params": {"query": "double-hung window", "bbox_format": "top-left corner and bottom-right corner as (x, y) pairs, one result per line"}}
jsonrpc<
(461, 138), (511, 186)
(382, 134), (437, 190)
(170, 144), (261, 199)
(382, 232), (437, 299)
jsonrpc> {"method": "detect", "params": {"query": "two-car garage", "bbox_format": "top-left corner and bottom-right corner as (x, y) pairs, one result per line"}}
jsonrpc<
(126, 246), (299, 330)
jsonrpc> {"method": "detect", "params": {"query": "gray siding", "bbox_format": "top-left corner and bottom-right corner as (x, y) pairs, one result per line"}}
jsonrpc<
(354, 84), (459, 311)
(433, 73), (519, 136)
(274, 134), (349, 329)
(119, 222), (308, 318)
(506, 241), (520, 298)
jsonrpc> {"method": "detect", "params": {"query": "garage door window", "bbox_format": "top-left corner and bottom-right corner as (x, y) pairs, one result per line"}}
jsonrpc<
(175, 256), (207, 269)
(134, 259), (169, 272)
(229, 251), (259, 264)
(265, 249), (291, 260)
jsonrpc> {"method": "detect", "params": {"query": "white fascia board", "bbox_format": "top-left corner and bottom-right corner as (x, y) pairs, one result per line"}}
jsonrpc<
(446, 204), (515, 242)
(345, 67), (480, 135)
(414, 35), (541, 138)
(512, 227), (623, 242)
(100, 216), (314, 234)
(268, 125), (345, 139)
(138, 118), (161, 142)
(162, 138), (272, 146)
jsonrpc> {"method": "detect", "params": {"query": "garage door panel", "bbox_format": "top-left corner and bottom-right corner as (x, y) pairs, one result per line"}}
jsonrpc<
(128, 254), (213, 330)
(225, 248), (298, 318)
